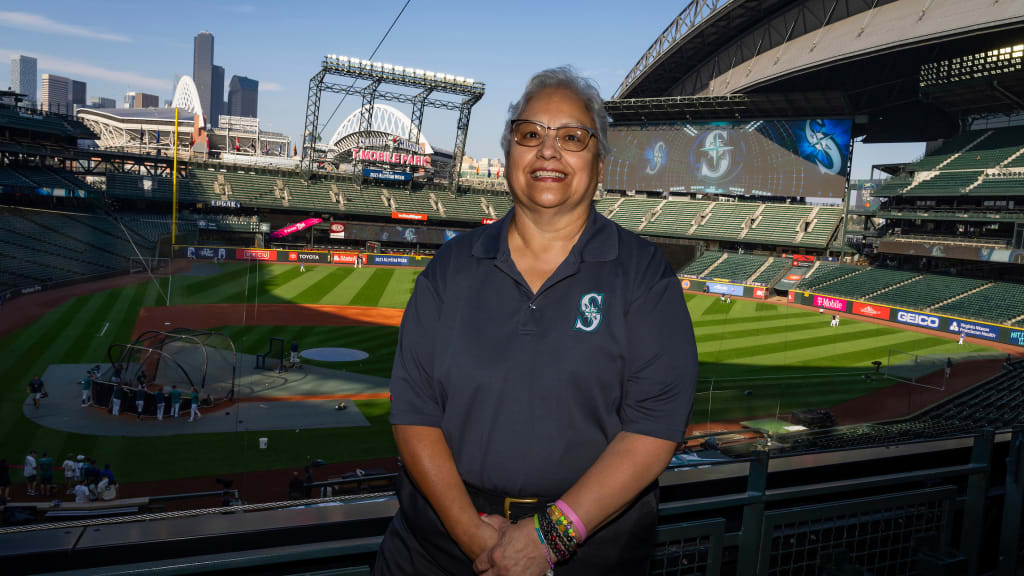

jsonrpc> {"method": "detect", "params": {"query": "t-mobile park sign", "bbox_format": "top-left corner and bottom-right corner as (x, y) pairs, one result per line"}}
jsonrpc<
(352, 148), (431, 168)
(813, 294), (848, 312)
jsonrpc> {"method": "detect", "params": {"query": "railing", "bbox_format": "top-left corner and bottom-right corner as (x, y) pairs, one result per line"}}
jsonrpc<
(9, 429), (1022, 575)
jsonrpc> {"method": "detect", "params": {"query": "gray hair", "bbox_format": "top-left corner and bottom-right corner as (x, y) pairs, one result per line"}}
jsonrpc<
(500, 66), (610, 160)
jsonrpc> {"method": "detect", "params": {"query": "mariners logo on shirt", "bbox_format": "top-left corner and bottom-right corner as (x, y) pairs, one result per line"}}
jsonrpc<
(574, 292), (604, 332)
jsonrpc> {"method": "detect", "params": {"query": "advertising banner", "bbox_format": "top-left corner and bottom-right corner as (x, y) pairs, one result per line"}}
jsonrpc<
(330, 252), (361, 265)
(236, 249), (275, 261)
(278, 251), (329, 264)
(368, 253), (432, 267)
(946, 319), (999, 341)
(852, 302), (891, 320)
(184, 246), (227, 260)
(329, 222), (345, 239)
(707, 282), (745, 297)
(270, 217), (323, 239)
(788, 291), (796, 303)
(482, 218), (497, 225)
(791, 254), (816, 267)
(363, 168), (412, 182)
(1010, 330), (1024, 347)
(878, 239), (1024, 265)
(895, 309), (941, 329)
(392, 212), (428, 221)
(813, 294), (848, 312)
(352, 148), (431, 168)
(753, 287), (767, 299)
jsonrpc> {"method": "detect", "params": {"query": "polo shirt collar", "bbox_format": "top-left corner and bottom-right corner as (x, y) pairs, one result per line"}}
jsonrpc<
(471, 206), (618, 262)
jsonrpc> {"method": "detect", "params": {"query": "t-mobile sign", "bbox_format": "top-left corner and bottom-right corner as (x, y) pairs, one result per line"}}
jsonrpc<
(813, 294), (848, 312)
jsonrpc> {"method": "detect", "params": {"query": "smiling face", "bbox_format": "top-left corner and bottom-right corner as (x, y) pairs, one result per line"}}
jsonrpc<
(505, 87), (603, 216)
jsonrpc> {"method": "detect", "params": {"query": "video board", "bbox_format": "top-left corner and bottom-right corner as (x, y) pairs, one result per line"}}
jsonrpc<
(603, 119), (852, 198)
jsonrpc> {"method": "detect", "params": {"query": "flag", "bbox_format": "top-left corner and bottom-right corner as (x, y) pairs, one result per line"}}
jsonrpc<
(487, 167), (491, 178)
(496, 167), (501, 179)
(278, 145), (282, 155)
(235, 137), (240, 151)
(156, 129), (160, 144)
(293, 145), (297, 157)
(475, 165), (479, 175)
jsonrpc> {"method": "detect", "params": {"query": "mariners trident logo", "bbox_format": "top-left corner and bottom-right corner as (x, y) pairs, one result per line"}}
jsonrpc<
(574, 293), (604, 332)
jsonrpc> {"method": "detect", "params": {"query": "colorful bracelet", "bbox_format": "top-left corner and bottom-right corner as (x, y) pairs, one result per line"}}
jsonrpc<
(539, 506), (576, 561)
(534, 514), (556, 572)
(547, 505), (580, 546)
(555, 499), (587, 542)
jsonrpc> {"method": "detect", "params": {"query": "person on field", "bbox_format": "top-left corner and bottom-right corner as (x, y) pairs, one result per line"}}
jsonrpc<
(155, 387), (165, 421)
(81, 374), (92, 406)
(958, 332), (965, 345)
(291, 338), (300, 364)
(946, 357), (953, 379)
(24, 450), (37, 496)
(374, 67), (698, 576)
(27, 376), (45, 409)
(135, 384), (146, 420)
(74, 479), (91, 503)
(188, 386), (201, 422)
(111, 384), (122, 416)
(62, 454), (77, 494)
(37, 452), (54, 497)
(170, 385), (182, 418)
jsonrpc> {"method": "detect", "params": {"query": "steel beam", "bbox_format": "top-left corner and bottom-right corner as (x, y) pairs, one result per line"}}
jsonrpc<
(302, 70), (326, 175)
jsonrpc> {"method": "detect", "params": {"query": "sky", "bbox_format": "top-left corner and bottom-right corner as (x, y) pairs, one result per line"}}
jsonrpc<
(1, 1), (921, 178)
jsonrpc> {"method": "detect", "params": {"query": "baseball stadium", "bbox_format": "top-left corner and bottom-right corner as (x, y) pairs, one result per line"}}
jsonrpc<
(3, 1), (1024, 574)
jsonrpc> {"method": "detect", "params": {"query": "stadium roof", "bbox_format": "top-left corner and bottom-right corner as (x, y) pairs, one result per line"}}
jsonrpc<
(77, 108), (195, 123)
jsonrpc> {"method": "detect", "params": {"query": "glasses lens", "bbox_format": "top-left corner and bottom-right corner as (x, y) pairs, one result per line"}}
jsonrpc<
(513, 121), (545, 147)
(556, 126), (591, 152)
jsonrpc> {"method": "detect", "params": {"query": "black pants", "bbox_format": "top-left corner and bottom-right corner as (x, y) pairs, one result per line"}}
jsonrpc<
(373, 467), (657, 576)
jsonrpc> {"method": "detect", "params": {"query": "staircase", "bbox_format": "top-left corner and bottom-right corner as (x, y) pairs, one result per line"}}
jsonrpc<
(700, 252), (730, 277)
(803, 260), (822, 280)
(964, 172), (987, 193)
(794, 206), (819, 244)
(638, 199), (668, 232)
(814, 268), (866, 290)
(1009, 312), (1024, 326)
(430, 192), (446, 217)
(927, 282), (994, 311)
(688, 203), (714, 235)
(999, 145), (1024, 168)
(604, 197), (626, 218)
(738, 204), (766, 240)
(935, 130), (992, 170)
(746, 257), (775, 284)
(866, 274), (922, 299)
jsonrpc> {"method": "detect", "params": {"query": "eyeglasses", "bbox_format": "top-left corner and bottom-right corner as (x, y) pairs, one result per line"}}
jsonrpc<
(510, 119), (596, 152)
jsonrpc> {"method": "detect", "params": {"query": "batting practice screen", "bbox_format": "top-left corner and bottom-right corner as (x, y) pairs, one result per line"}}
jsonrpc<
(603, 118), (853, 198)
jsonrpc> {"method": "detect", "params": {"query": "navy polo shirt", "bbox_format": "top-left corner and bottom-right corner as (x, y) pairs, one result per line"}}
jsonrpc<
(389, 208), (697, 497)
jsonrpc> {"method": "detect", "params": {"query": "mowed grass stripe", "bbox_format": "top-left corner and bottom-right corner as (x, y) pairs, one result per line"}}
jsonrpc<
(350, 269), (395, 307)
(320, 268), (373, 304)
(83, 283), (153, 360)
(108, 283), (153, 346)
(695, 317), (833, 345)
(376, 269), (420, 309)
(61, 290), (122, 364)
(701, 325), (896, 364)
(293, 267), (354, 303)
(181, 264), (252, 302)
(690, 310), (807, 330)
(257, 265), (305, 304)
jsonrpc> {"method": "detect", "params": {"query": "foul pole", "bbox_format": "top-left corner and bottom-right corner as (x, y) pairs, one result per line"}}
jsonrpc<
(172, 108), (179, 245)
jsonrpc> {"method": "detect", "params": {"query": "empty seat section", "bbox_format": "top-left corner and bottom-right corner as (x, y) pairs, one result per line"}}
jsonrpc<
(693, 203), (760, 240)
(870, 275), (988, 310)
(751, 257), (789, 285)
(705, 254), (769, 283)
(906, 131), (986, 171)
(798, 263), (862, 291)
(744, 205), (811, 245)
(969, 176), (1024, 196)
(801, 207), (842, 247)
(934, 282), (1024, 324)
(441, 194), (490, 222)
(904, 171), (982, 196)
(679, 251), (722, 276)
(816, 268), (919, 300)
(391, 192), (439, 217)
(941, 126), (1024, 170)
(642, 200), (711, 236)
(488, 195), (513, 217)
(608, 198), (661, 231)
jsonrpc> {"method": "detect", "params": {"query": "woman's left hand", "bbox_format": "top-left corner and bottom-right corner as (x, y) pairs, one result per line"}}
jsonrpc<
(472, 518), (551, 575)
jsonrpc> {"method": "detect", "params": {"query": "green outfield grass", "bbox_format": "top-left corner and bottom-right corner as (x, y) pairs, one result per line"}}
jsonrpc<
(0, 262), (997, 486)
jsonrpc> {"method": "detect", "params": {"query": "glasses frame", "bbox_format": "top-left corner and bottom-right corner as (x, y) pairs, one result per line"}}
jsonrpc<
(510, 119), (596, 152)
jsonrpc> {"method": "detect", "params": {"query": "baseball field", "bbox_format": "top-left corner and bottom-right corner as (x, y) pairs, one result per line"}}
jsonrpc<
(0, 261), (995, 486)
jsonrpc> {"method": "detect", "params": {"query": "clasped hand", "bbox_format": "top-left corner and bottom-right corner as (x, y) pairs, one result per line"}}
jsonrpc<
(472, 514), (552, 575)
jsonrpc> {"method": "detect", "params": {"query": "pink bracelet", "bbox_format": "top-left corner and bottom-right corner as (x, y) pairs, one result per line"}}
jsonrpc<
(555, 499), (587, 542)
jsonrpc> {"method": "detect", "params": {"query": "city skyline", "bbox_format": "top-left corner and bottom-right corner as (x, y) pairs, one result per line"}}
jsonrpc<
(0, 3), (923, 175)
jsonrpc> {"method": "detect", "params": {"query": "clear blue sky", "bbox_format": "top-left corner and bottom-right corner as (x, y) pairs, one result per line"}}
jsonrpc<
(1, 1), (920, 177)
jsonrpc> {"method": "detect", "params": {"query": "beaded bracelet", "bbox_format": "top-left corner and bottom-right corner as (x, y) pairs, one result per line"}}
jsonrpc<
(538, 506), (576, 562)
(555, 499), (587, 542)
(547, 505), (580, 547)
(533, 514), (556, 573)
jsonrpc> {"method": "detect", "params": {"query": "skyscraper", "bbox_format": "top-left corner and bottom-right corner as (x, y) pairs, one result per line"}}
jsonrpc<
(124, 92), (159, 109)
(193, 31), (214, 126)
(10, 55), (37, 107)
(88, 96), (116, 109)
(70, 80), (87, 109)
(41, 74), (70, 114)
(228, 75), (258, 118)
(211, 65), (225, 128)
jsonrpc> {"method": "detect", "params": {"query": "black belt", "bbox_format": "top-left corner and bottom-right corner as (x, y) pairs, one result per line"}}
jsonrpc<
(464, 483), (554, 522)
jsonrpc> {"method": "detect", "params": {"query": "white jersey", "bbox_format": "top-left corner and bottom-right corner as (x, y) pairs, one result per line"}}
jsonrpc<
(63, 459), (76, 478)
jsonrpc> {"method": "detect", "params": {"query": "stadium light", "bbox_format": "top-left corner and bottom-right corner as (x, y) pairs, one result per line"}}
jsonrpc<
(467, 78), (475, 85)
(455, 76), (465, 84)
(425, 71), (435, 79)
(415, 69), (425, 77)
(339, 55), (349, 62)
(394, 65), (404, 73)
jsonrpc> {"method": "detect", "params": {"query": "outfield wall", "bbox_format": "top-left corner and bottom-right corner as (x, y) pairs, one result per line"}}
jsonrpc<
(680, 278), (769, 299)
(787, 290), (1024, 348)
(172, 245), (432, 268)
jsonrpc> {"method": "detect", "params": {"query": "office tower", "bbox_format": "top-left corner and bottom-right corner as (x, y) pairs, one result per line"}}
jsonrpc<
(88, 96), (116, 108)
(70, 80), (87, 109)
(10, 55), (37, 107)
(124, 91), (159, 108)
(41, 74), (70, 114)
(193, 31), (214, 125)
(228, 75), (258, 118)
(211, 65), (224, 127)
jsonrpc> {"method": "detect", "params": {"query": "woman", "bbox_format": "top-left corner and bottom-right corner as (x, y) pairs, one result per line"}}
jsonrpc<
(375, 67), (697, 575)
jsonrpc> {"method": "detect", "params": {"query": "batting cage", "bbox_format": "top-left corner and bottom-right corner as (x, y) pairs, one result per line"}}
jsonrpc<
(92, 328), (238, 417)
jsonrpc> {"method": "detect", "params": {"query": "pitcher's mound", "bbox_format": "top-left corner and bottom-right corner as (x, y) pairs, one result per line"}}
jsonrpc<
(300, 348), (369, 362)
